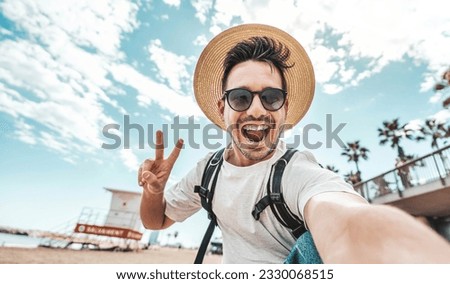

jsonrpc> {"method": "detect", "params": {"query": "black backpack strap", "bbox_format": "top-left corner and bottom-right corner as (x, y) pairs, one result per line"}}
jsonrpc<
(269, 149), (306, 238)
(251, 195), (272, 220)
(194, 219), (216, 264)
(252, 149), (307, 239)
(193, 148), (225, 264)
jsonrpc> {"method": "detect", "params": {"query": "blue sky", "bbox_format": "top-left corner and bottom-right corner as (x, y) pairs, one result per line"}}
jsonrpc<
(0, 0), (449, 248)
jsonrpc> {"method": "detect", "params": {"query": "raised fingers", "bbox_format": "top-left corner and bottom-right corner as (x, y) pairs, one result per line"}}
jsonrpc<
(167, 138), (184, 165)
(138, 165), (143, 186)
(155, 130), (164, 160)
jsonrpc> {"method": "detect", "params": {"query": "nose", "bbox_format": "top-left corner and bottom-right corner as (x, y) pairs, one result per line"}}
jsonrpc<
(246, 94), (267, 117)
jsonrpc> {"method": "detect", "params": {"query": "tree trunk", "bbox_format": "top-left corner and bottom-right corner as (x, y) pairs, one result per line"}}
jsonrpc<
(397, 145), (405, 159)
(355, 161), (360, 173)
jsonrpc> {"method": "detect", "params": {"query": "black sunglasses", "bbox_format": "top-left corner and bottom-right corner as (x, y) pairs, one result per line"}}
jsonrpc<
(222, 87), (287, 112)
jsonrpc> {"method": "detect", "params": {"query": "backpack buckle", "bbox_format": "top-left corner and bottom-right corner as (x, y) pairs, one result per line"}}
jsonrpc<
(194, 185), (209, 199)
(291, 224), (307, 239)
(207, 213), (216, 222)
(252, 195), (273, 220)
(270, 192), (283, 204)
(252, 204), (264, 220)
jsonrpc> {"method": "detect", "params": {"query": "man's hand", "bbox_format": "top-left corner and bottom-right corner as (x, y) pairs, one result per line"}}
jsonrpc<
(138, 130), (183, 195)
(305, 192), (450, 263)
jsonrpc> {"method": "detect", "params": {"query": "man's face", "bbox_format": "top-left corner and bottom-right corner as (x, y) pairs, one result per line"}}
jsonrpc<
(218, 60), (288, 166)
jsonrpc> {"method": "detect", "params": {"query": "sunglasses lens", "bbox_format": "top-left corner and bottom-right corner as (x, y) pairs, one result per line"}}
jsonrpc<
(261, 89), (285, 111)
(225, 88), (286, 111)
(228, 89), (253, 111)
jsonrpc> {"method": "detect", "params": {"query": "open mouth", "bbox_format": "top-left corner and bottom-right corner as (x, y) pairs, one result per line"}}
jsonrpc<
(241, 124), (270, 143)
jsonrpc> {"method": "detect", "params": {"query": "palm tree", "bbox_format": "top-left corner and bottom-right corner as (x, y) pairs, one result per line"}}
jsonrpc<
(420, 118), (450, 174)
(344, 170), (361, 185)
(344, 170), (363, 196)
(377, 118), (424, 159)
(434, 68), (450, 108)
(420, 118), (450, 149)
(325, 165), (339, 173)
(341, 141), (369, 173)
(444, 97), (450, 109)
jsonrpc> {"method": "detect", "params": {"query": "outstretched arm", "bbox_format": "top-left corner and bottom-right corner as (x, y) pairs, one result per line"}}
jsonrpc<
(305, 192), (450, 263)
(138, 130), (183, 230)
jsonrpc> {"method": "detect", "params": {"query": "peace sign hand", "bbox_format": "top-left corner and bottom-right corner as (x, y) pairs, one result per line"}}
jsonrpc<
(138, 130), (184, 194)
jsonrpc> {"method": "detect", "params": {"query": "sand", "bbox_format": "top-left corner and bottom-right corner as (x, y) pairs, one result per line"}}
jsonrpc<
(0, 246), (222, 264)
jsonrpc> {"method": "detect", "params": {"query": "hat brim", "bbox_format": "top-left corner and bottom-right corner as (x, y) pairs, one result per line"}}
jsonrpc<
(194, 23), (315, 130)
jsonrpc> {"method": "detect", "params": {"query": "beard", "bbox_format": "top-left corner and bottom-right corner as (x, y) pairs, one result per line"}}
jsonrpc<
(232, 136), (278, 161)
(227, 115), (284, 162)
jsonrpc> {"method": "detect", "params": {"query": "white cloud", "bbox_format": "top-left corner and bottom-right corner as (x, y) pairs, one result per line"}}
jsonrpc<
(406, 110), (450, 138)
(14, 119), (37, 145)
(339, 66), (356, 84)
(109, 63), (201, 117)
(0, 39), (113, 151)
(163, 0), (181, 8)
(2, 0), (448, 171)
(191, 0), (213, 24)
(209, 0), (248, 35)
(404, 119), (423, 132)
(323, 84), (343, 95)
(39, 131), (72, 154)
(160, 114), (172, 122)
(431, 109), (450, 124)
(63, 156), (77, 165)
(148, 39), (194, 92)
(0, 0), (139, 57)
(0, 0), (137, 165)
(420, 74), (438, 93)
(193, 34), (208, 46)
(0, 27), (12, 35)
(309, 46), (339, 84)
(429, 92), (443, 104)
(120, 148), (140, 172)
(205, 0), (450, 94)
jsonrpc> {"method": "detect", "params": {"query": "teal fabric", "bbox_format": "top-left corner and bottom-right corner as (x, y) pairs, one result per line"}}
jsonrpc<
(283, 231), (323, 264)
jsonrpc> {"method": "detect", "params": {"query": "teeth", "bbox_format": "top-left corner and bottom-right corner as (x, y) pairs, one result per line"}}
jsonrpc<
(243, 125), (268, 131)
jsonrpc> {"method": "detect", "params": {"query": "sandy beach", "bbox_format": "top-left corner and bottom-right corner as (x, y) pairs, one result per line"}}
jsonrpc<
(0, 246), (222, 264)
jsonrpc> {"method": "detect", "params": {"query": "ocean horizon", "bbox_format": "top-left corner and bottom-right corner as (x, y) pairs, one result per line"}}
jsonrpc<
(0, 232), (43, 248)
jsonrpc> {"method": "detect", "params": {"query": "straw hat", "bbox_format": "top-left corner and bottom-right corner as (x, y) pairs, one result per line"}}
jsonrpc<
(193, 23), (315, 130)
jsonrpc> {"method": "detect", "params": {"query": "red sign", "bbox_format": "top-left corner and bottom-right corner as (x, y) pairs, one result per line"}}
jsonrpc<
(74, 224), (143, 240)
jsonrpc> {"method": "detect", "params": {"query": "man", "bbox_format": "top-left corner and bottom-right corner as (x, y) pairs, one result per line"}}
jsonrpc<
(138, 24), (450, 263)
(395, 158), (412, 189)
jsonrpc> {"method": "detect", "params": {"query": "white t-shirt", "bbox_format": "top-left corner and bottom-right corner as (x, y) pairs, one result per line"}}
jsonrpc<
(164, 141), (363, 263)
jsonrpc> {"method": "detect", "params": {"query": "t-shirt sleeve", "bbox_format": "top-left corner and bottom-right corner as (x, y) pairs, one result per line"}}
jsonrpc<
(282, 151), (367, 227)
(164, 153), (213, 222)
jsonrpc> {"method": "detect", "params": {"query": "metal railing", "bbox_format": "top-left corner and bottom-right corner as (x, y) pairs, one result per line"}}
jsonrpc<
(354, 144), (450, 202)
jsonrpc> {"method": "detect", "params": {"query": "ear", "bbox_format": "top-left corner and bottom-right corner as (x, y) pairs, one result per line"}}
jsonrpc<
(284, 99), (289, 112)
(218, 99), (225, 120)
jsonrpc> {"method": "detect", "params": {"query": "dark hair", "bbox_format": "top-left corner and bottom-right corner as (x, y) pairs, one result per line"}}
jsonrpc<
(221, 36), (293, 91)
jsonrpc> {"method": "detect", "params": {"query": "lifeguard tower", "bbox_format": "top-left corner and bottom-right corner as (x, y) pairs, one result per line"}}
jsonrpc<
(41, 187), (146, 251)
